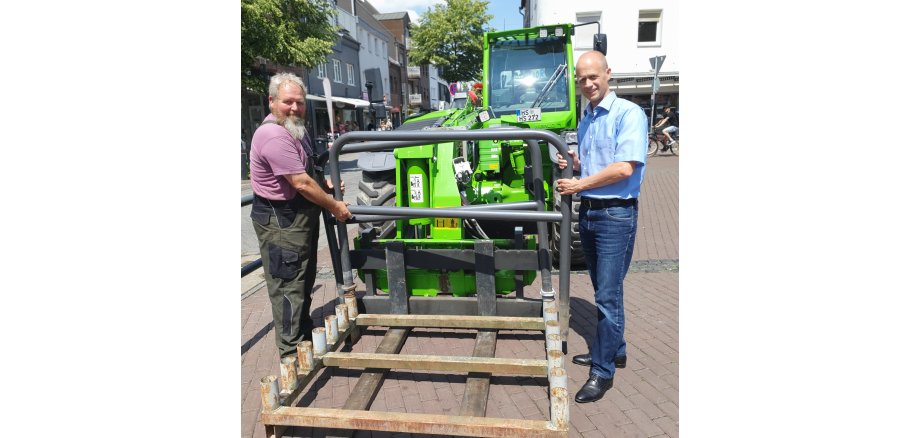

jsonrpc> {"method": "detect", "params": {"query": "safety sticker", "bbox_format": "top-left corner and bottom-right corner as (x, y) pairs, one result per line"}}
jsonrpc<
(409, 174), (424, 203)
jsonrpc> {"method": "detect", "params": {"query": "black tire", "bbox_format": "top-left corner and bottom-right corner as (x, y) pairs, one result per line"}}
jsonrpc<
(670, 140), (678, 156)
(647, 137), (660, 157)
(356, 169), (397, 238)
(551, 174), (585, 268)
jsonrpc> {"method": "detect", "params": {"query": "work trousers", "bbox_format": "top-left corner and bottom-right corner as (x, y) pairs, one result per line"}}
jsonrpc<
(252, 197), (321, 359)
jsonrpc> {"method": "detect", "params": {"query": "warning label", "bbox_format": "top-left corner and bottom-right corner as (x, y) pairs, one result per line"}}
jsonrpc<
(409, 174), (424, 203)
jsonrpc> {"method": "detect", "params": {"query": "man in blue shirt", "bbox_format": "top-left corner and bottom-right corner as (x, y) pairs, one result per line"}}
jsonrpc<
(557, 50), (648, 403)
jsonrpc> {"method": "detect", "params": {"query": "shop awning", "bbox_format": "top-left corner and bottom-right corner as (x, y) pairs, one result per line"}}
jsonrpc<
(607, 72), (679, 94)
(305, 94), (370, 108)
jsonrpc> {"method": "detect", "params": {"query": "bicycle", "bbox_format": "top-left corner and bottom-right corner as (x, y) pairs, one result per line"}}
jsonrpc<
(647, 127), (678, 157)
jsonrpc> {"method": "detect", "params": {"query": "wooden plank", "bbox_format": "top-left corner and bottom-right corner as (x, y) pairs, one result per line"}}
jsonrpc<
(459, 330), (497, 417)
(341, 328), (410, 410)
(324, 328), (411, 438)
(356, 314), (544, 330)
(277, 321), (359, 406)
(323, 352), (546, 376)
(263, 407), (566, 438)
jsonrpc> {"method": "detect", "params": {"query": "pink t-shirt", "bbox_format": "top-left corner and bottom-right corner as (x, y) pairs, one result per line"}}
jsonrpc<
(249, 116), (313, 200)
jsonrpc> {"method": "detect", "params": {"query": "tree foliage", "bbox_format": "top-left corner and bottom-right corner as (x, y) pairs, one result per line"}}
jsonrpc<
(241, 0), (339, 93)
(408, 0), (493, 83)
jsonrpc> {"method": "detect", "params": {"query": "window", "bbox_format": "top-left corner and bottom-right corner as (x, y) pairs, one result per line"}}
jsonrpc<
(332, 59), (342, 83)
(317, 62), (327, 79)
(638, 10), (662, 47)
(575, 12), (601, 49)
(366, 33), (371, 51)
(346, 63), (355, 85)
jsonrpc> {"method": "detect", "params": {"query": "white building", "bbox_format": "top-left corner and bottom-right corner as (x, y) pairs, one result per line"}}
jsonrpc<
(428, 65), (450, 110)
(521, 0), (679, 120)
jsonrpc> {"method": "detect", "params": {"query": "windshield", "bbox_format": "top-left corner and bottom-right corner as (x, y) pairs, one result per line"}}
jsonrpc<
(487, 36), (569, 116)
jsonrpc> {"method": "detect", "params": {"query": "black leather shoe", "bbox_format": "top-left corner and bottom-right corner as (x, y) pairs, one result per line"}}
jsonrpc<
(575, 374), (613, 403)
(571, 354), (627, 369)
(572, 353), (592, 366)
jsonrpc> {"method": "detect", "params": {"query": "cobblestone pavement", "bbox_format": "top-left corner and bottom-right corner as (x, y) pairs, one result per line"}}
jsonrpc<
(242, 155), (679, 437)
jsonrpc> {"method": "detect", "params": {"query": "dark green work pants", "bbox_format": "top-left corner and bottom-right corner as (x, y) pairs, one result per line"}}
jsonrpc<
(252, 196), (321, 359)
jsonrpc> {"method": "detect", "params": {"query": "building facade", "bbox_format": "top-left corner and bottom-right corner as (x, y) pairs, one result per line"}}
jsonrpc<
(521, 0), (679, 122)
(303, 3), (366, 144)
(375, 11), (412, 126)
(428, 65), (450, 110)
(354, 0), (395, 127)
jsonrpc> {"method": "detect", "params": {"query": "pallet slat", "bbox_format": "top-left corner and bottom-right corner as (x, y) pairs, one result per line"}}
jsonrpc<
(263, 407), (566, 438)
(322, 352), (547, 376)
(459, 330), (498, 417)
(356, 314), (544, 330)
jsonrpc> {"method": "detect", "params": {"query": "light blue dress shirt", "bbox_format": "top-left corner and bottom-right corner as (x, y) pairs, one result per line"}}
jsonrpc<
(577, 91), (648, 199)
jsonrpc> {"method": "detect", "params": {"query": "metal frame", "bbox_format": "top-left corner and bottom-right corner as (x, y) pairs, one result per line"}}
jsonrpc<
(259, 128), (574, 437)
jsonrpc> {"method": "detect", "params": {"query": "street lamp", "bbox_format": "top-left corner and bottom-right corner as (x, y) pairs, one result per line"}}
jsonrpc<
(365, 81), (376, 130)
(260, 60), (268, 114)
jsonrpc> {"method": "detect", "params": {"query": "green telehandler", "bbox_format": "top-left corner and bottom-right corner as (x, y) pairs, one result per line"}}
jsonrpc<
(350, 23), (608, 299)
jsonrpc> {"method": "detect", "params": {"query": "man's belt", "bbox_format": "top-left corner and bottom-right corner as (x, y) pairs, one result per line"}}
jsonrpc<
(252, 193), (310, 210)
(581, 197), (637, 209)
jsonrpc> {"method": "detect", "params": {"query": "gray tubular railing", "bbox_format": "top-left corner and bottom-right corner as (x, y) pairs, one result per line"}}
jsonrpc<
(328, 128), (574, 336)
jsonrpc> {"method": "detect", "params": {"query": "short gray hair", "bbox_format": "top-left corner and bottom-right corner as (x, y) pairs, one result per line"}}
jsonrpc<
(268, 72), (306, 99)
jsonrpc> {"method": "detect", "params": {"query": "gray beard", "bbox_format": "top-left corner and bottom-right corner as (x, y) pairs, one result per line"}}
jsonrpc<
(278, 115), (306, 140)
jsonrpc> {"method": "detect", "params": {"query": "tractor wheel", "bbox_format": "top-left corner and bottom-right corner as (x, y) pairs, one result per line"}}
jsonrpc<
(551, 176), (585, 268)
(357, 169), (397, 238)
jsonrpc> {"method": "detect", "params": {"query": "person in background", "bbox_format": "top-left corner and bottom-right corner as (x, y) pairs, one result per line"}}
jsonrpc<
(555, 51), (648, 403)
(653, 106), (679, 147)
(248, 72), (352, 361)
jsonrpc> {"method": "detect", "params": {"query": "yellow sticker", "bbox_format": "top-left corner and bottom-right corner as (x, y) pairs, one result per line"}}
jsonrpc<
(434, 218), (460, 228)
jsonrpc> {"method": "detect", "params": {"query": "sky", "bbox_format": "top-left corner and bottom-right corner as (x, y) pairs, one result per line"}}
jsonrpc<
(366, 0), (524, 31)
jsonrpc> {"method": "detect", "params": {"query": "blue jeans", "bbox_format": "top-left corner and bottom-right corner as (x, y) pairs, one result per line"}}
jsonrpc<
(580, 202), (638, 379)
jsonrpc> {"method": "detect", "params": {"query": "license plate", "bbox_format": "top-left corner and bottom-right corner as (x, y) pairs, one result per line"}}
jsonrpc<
(516, 108), (541, 122)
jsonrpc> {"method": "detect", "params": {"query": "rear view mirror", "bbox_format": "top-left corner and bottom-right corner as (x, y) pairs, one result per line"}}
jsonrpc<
(594, 34), (607, 55)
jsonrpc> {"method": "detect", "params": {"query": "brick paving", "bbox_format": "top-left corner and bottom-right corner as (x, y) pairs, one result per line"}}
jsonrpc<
(242, 155), (679, 438)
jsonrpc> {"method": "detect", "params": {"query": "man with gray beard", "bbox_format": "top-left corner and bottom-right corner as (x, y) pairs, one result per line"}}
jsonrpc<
(249, 72), (352, 360)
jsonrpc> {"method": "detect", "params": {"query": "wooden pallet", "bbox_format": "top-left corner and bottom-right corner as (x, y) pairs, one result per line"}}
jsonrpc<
(259, 241), (569, 437)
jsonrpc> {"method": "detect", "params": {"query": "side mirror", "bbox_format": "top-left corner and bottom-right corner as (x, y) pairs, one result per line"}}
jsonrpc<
(593, 33), (607, 55)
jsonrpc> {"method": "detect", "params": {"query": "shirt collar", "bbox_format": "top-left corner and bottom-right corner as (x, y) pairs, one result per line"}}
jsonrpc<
(583, 91), (619, 117)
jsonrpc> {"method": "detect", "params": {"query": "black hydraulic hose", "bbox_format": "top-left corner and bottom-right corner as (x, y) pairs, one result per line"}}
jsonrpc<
(322, 210), (344, 285)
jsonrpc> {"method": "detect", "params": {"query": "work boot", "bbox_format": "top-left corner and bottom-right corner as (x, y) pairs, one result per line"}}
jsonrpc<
(575, 373), (613, 403)
(571, 353), (626, 368)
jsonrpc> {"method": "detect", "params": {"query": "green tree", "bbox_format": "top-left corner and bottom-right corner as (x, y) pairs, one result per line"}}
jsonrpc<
(408, 0), (493, 83)
(241, 0), (339, 93)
